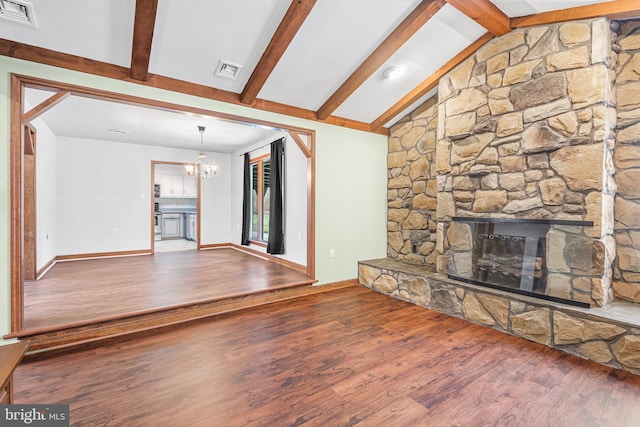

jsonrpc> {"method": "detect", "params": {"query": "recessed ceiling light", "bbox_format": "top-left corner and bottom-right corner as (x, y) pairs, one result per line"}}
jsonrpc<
(108, 128), (131, 135)
(382, 66), (401, 80)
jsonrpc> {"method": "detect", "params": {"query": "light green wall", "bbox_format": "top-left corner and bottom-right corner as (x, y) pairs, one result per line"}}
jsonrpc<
(0, 56), (388, 337)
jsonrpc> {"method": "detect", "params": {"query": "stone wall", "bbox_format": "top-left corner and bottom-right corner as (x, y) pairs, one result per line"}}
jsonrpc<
(613, 21), (640, 303)
(387, 98), (439, 264)
(359, 258), (640, 376)
(434, 18), (617, 307)
(378, 18), (640, 375)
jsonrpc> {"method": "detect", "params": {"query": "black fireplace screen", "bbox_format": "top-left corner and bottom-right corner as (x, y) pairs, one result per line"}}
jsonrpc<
(448, 217), (594, 307)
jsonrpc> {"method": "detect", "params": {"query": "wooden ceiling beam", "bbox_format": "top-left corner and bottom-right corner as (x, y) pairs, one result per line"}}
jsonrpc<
(22, 90), (71, 123)
(371, 32), (493, 131)
(130, 0), (159, 81)
(240, 0), (317, 105)
(0, 39), (386, 135)
(445, 0), (511, 36)
(0, 39), (132, 80)
(315, 0), (447, 120)
(512, 0), (640, 28)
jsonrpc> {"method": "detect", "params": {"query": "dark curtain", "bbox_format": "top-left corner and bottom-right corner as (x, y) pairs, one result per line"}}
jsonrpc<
(267, 138), (285, 254)
(241, 153), (251, 246)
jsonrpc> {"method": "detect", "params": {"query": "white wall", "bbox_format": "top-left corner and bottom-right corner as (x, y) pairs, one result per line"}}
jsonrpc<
(230, 133), (308, 266)
(55, 136), (230, 255)
(0, 56), (388, 338)
(33, 116), (57, 270)
(199, 152), (231, 244)
(284, 135), (309, 266)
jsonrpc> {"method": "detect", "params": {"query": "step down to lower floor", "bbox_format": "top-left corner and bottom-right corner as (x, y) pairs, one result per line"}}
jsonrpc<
(14, 280), (356, 357)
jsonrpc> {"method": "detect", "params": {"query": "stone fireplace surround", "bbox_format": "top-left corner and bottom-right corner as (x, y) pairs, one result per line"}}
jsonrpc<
(360, 18), (640, 374)
(448, 217), (594, 308)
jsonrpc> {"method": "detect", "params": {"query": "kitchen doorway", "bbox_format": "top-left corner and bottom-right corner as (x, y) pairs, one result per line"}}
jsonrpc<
(152, 162), (200, 253)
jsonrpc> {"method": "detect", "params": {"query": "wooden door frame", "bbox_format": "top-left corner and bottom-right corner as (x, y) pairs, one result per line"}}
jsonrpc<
(22, 124), (37, 281)
(9, 73), (316, 334)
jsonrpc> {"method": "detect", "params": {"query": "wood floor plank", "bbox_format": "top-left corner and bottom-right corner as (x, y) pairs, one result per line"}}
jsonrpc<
(14, 286), (640, 426)
(24, 248), (311, 330)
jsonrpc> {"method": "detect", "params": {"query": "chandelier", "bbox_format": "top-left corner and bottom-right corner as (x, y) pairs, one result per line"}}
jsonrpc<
(185, 125), (218, 180)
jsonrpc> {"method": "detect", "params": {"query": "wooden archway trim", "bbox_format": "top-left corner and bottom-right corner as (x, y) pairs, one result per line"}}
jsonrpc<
(8, 73), (317, 333)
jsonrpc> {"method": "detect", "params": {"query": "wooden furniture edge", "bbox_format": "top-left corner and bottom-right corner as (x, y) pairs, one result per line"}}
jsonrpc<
(0, 340), (29, 404)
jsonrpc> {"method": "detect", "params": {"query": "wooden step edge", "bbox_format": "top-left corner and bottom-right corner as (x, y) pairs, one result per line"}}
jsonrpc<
(21, 280), (357, 360)
(9, 279), (317, 339)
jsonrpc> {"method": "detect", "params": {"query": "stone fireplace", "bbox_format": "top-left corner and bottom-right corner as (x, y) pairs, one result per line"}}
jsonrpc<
(387, 16), (617, 307)
(361, 17), (640, 374)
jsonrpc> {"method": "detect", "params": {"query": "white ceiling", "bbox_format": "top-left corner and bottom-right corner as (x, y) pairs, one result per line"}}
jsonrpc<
(1, 0), (622, 152)
(24, 88), (283, 153)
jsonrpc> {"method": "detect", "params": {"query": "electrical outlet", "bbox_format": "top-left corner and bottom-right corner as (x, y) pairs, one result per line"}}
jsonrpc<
(298, 233), (302, 241)
(329, 249), (335, 258)
(112, 227), (118, 234)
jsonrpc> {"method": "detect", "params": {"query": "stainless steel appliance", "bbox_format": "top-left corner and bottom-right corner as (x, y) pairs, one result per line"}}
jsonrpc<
(154, 213), (162, 240)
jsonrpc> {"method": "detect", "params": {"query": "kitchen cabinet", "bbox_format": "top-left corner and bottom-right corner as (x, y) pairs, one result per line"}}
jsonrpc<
(157, 174), (179, 197)
(161, 213), (183, 239)
(185, 213), (197, 241)
(156, 174), (197, 198)
(183, 177), (197, 197)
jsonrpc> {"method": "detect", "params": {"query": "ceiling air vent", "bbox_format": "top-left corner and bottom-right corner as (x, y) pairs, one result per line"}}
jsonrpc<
(214, 60), (243, 80)
(0, 0), (37, 27)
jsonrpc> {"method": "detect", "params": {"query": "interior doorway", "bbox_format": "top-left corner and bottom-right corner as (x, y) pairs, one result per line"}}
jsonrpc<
(152, 162), (200, 253)
(10, 74), (316, 335)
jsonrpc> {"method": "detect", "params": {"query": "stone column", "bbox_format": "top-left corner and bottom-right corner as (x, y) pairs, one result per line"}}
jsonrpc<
(387, 98), (439, 266)
(613, 20), (640, 303)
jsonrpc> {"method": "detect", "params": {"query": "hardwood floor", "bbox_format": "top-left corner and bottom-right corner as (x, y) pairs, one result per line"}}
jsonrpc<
(14, 286), (640, 426)
(24, 248), (311, 330)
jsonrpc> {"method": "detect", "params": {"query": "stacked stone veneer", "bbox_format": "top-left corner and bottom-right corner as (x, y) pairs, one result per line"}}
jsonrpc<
(378, 18), (640, 374)
(613, 21), (640, 303)
(359, 259), (640, 375)
(388, 98), (439, 264)
(389, 18), (620, 307)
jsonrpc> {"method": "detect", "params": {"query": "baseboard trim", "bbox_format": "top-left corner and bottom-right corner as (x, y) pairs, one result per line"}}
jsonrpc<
(36, 257), (56, 279)
(229, 243), (308, 274)
(198, 243), (230, 250)
(313, 278), (358, 290)
(56, 249), (151, 262)
(200, 242), (308, 275)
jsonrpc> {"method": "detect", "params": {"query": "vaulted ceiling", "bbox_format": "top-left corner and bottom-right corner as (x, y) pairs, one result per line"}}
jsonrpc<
(2, 0), (639, 137)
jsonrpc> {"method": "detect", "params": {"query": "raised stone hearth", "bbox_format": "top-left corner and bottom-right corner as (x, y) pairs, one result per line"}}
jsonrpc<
(359, 258), (640, 375)
(380, 17), (640, 374)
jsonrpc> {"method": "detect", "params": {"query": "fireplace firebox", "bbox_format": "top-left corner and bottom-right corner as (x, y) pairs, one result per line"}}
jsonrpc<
(447, 217), (594, 308)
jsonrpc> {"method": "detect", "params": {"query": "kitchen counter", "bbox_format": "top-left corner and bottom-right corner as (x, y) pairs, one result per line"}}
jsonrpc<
(157, 209), (197, 214)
